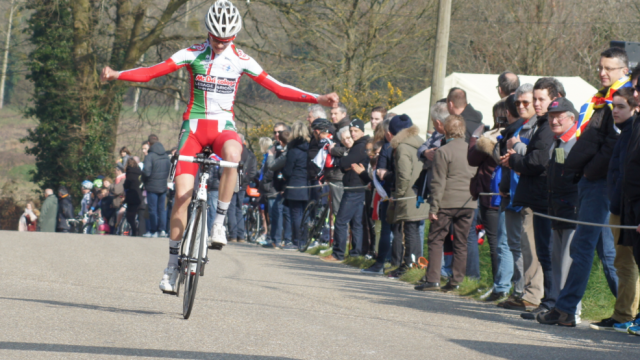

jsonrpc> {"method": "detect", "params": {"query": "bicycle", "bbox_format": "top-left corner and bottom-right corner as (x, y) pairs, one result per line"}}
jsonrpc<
(244, 187), (262, 243)
(169, 146), (241, 319)
(299, 190), (332, 252)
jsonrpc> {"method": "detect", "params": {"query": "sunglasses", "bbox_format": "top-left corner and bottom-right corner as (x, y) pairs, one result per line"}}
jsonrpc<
(273, 130), (284, 135)
(515, 100), (531, 107)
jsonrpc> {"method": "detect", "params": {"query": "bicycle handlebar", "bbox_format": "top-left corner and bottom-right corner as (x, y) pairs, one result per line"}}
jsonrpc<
(178, 155), (239, 168)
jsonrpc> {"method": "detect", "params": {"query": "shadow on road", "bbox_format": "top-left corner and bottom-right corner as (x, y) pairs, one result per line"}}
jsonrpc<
(449, 339), (613, 360)
(244, 248), (640, 353)
(0, 297), (163, 316)
(0, 342), (297, 359)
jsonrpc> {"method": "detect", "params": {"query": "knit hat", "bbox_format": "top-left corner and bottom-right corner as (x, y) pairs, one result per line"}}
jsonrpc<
(349, 118), (365, 132)
(389, 114), (413, 135)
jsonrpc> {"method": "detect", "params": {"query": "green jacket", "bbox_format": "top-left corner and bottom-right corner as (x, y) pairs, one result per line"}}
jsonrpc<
(389, 125), (429, 223)
(39, 194), (58, 232)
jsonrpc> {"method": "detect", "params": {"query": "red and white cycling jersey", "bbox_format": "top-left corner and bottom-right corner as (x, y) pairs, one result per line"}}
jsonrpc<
(119, 41), (319, 128)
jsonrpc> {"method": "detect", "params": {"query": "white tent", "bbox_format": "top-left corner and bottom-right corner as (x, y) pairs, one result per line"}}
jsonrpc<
(382, 73), (598, 136)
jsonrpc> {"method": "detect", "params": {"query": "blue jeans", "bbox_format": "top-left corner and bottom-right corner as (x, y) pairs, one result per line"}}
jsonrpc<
(372, 201), (394, 269)
(269, 193), (291, 244)
(288, 200), (307, 246)
(418, 220), (425, 258)
(532, 211), (553, 308)
(227, 189), (246, 240)
(147, 192), (167, 234)
(493, 210), (513, 293)
(466, 208), (480, 279)
(206, 190), (219, 233)
(556, 177), (619, 315)
(333, 191), (365, 260)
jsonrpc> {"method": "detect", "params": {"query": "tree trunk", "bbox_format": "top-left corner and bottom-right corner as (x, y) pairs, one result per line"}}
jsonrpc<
(133, 54), (145, 112)
(0, 0), (17, 109)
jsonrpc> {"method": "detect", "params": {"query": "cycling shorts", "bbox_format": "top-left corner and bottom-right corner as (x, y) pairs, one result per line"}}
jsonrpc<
(175, 119), (242, 177)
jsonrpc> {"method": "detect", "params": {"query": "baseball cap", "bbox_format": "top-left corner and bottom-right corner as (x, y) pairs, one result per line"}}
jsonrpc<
(547, 97), (577, 115)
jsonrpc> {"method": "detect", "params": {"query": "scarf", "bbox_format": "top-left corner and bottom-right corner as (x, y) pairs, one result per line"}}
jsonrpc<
(577, 75), (631, 138)
(311, 136), (335, 177)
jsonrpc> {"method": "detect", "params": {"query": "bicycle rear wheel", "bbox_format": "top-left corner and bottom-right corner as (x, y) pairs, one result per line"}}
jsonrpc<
(298, 201), (317, 252)
(182, 203), (206, 319)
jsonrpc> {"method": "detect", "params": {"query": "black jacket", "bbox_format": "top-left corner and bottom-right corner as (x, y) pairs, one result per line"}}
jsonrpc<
(282, 138), (310, 201)
(547, 129), (579, 230)
(142, 142), (170, 194)
(124, 166), (143, 207)
(308, 134), (344, 183)
(240, 145), (258, 189)
(99, 195), (116, 221)
(510, 114), (554, 211)
(565, 104), (619, 181)
(271, 143), (287, 192)
(206, 163), (222, 191)
(340, 135), (370, 192)
(56, 195), (74, 231)
(608, 116), (634, 215)
(461, 104), (484, 143)
(497, 118), (525, 196)
(376, 140), (395, 193)
(623, 119), (640, 200)
(259, 152), (277, 198)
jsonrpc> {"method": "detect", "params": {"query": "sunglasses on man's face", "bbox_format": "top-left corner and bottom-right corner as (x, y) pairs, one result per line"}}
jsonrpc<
(515, 100), (531, 107)
(273, 130), (284, 135)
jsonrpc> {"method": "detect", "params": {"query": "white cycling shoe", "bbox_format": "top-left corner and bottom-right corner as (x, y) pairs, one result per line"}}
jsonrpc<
(159, 266), (179, 294)
(207, 223), (227, 250)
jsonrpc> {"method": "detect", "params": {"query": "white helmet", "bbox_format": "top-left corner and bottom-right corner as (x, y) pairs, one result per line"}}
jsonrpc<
(205, 1), (242, 39)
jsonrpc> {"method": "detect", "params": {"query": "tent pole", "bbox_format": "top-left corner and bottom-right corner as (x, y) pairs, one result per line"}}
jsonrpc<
(428, 0), (452, 133)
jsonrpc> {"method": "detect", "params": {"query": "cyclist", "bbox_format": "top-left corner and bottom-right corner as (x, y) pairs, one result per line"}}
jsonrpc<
(100, 0), (339, 294)
(79, 180), (94, 219)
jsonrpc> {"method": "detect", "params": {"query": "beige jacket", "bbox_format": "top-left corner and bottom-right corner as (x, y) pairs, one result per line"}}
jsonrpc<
(429, 137), (477, 214)
(389, 125), (429, 222)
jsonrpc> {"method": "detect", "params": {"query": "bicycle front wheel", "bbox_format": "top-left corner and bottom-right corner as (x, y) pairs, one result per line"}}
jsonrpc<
(182, 203), (206, 319)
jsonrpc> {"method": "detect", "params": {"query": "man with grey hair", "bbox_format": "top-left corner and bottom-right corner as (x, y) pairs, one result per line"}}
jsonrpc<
(307, 104), (327, 124)
(331, 102), (350, 131)
(39, 188), (58, 233)
(498, 71), (520, 98)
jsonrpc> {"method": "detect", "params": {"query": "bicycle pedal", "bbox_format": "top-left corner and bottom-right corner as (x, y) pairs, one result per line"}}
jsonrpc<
(161, 290), (177, 295)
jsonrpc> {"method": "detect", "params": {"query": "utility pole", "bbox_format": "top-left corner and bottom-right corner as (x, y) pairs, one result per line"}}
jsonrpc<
(427, 0), (452, 132)
(0, 0), (17, 109)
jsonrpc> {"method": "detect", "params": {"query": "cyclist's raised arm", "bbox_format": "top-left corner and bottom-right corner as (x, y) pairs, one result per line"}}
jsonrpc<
(101, 46), (201, 83)
(237, 47), (339, 107)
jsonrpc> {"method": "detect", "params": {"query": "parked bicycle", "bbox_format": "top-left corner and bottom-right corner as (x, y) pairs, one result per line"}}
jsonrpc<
(299, 191), (332, 252)
(244, 186), (262, 243)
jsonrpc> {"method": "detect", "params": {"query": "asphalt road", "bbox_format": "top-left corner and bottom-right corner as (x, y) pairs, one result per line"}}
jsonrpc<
(1, 231), (638, 359)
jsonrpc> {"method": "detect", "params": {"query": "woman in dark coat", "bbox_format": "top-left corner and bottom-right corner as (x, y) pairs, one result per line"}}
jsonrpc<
(467, 100), (503, 281)
(282, 121), (310, 249)
(124, 158), (143, 236)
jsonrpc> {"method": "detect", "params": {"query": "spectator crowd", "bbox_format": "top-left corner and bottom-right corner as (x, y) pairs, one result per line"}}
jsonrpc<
(22, 46), (640, 334)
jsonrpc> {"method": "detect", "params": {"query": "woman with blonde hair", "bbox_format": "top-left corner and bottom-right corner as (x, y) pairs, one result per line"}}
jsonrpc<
(18, 201), (39, 232)
(281, 121), (310, 250)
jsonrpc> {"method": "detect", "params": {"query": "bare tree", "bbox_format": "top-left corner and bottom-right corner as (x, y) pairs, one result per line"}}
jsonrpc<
(0, 0), (18, 109)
